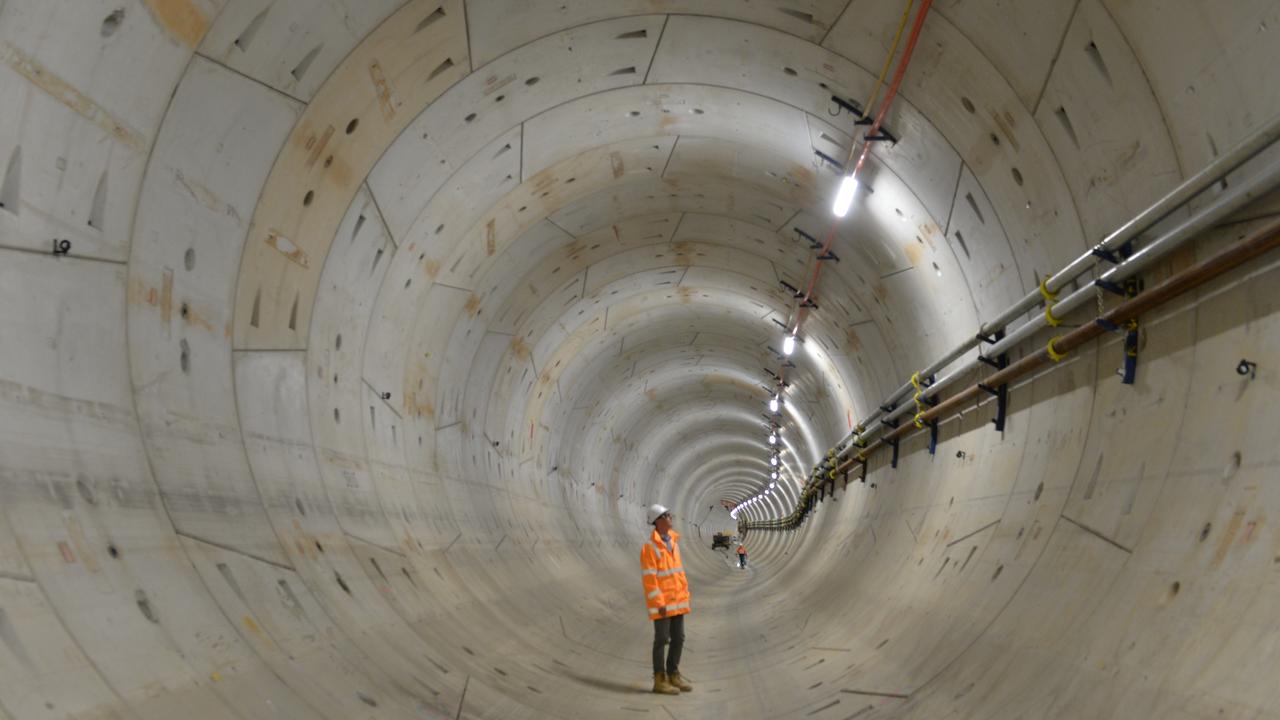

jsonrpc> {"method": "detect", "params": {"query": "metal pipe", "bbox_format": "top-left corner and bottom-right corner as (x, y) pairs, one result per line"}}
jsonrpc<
(749, 216), (1280, 531)
(877, 149), (1280, 429)
(832, 112), (1280, 453)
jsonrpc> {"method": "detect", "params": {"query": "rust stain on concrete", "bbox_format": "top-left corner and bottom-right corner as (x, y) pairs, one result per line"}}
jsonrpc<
(464, 293), (482, 316)
(370, 61), (399, 120)
(65, 518), (99, 573)
(305, 125), (335, 169)
(610, 152), (625, 178)
(423, 259), (441, 279)
(175, 170), (241, 223)
(1213, 510), (1246, 567)
(904, 242), (923, 267)
(485, 219), (497, 256)
(160, 268), (174, 333)
(143, 0), (209, 48)
(241, 615), (263, 637)
(2, 43), (147, 153)
(509, 335), (532, 360)
(265, 229), (310, 268)
(845, 327), (862, 353)
(991, 110), (1020, 152)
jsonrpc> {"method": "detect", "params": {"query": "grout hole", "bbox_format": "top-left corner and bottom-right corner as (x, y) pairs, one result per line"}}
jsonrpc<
(346, 118), (359, 135)
(464, 113), (477, 123)
(184, 248), (195, 271)
(303, 190), (314, 206)
(525, 76), (540, 86)
(1011, 167), (1024, 186)
(961, 96), (975, 113)
(101, 8), (125, 37)
(783, 66), (797, 76)
(179, 339), (190, 374)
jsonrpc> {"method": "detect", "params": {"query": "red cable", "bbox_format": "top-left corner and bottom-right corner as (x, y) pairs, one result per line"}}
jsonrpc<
(776, 0), (935, 390)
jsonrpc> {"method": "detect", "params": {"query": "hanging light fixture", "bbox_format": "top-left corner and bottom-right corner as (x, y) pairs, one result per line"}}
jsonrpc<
(768, 394), (779, 413)
(768, 433), (777, 445)
(770, 455), (778, 467)
(782, 333), (796, 356)
(832, 174), (858, 218)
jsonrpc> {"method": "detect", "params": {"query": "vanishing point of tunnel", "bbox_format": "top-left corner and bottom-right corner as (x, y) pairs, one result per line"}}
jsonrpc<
(2, 1), (1280, 718)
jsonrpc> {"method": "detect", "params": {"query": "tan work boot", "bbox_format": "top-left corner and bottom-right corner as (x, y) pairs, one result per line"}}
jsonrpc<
(667, 671), (693, 692)
(652, 672), (680, 695)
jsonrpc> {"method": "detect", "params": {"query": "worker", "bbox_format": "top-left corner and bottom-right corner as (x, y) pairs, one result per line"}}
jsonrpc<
(736, 543), (747, 568)
(641, 504), (693, 695)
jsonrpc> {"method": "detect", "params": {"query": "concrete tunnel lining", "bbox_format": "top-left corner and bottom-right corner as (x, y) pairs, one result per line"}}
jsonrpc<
(2, 0), (1280, 718)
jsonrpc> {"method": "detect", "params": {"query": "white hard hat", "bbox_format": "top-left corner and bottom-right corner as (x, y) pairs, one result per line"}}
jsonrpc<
(646, 503), (670, 525)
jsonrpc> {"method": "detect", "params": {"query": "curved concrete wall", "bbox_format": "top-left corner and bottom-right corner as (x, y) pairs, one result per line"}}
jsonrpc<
(1, 1), (1278, 718)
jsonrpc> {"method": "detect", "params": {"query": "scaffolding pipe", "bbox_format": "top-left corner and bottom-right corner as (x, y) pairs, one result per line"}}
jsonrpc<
(746, 215), (1280, 531)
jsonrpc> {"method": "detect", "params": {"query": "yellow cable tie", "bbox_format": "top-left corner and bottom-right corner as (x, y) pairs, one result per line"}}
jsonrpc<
(1046, 336), (1068, 362)
(1044, 303), (1062, 327)
(1038, 276), (1058, 304)
(910, 372), (922, 391)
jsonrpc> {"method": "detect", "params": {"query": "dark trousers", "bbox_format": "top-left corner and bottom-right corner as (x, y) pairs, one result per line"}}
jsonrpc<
(652, 614), (685, 674)
(738, 555), (746, 567)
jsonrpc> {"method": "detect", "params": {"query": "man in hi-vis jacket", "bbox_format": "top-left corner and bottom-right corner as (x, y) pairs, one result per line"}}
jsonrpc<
(641, 504), (693, 695)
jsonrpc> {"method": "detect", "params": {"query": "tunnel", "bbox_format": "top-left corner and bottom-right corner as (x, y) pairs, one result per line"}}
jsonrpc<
(2, 0), (1280, 717)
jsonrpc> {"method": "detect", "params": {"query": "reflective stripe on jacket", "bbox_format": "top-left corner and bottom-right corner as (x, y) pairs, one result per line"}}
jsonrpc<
(641, 529), (690, 619)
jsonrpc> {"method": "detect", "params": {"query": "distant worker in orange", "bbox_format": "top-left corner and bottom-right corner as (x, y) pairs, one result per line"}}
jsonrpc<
(642, 504), (693, 695)
(736, 542), (747, 568)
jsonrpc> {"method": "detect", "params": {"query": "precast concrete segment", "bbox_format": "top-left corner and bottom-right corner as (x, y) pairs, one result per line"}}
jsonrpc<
(0, 0), (1279, 719)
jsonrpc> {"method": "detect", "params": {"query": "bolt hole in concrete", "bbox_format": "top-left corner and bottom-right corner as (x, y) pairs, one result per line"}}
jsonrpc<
(333, 407), (340, 423)
(180, 302), (189, 319)
(1170, 581), (1181, 597)
(784, 66), (797, 76)
(465, 112), (477, 123)
(628, 110), (640, 117)
(335, 333), (342, 350)
(303, 190), (314, 206)
(1200, 522), (1212, 541)
(324, 155), (333, 168)
(346, 118), (359, 134)
(1034, 481), (1044, 501)
(135, 589), (160, 623)
(76, 475), (96, 505)
(990, 133), (1000, 146)
(525, 76), (540, 85)
(1011, 167), (1024, 186)
(961, 96), (975, 113)
(107, 544), (119, 558)
(296, 498), (306, 516)
(101, 8), (124, 37)
(179, 339), (190, 373)
(335, 571), (351, 594)
(183, 248), (195, 270)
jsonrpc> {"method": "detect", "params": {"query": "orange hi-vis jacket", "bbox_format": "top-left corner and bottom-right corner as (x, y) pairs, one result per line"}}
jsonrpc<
(641, 528), (690, 620)
(737, 545), (746, 555)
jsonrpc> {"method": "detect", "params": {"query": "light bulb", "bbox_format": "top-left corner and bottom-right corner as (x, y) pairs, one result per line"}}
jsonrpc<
(832, 174), (858, 218)
(770, 456), (778, 466)
(771, 472), (777, 480)
(782, 334), (796, 356)
(769, 395), (779, 413)
(768, 433), (777, 445)
(770, 481), (776, 489)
